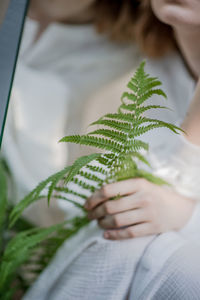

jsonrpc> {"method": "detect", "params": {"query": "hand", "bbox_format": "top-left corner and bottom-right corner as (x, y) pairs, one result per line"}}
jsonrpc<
(84, 178), (196, 240)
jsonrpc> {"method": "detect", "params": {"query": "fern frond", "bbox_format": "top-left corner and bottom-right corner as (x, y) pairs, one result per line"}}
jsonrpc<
(72, 178), (97, 193)
(88, 129), (128, 143)
(128, 139), (149, 152)
(96, 153), (116, 166)
(0, 222), (66, 293)
(85, 164), (108, 175)
(138, 89), (167, 105)
(109, 159), (138, 182)
(118, 103), (137, 112)
(127, 81), (138, 93)
(55, 187), (88, 200)
(53, 195), (84, 209)
(91, 119), (132, 133)
(139, 76), (159, 85)
(121, 92), (137, 102)
(65, 154), (102, 184)
(103, 113), (135, 123)
(9, 166), (71, 227)
(138, 80), (162, 96)
(129, 152), (151, 167)
(137, 117), (184, 134)
(60, 135), (123, 153)
(79, 170), (104, 184)
(47, 166), (74, 203)
(134, 105), (170, 116)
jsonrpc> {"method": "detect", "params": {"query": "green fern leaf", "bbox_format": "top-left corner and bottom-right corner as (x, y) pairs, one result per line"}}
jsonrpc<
(60, 135), (123, 153)
(118, 103), (137, 113)
(88, 129), (128, 143)
(129, 152), (151, 167)
(0, 223), (66, 293)
(85, 165), (107, 175)
(55, 187), (88, 200)
(103, 113), (135, 123)
(9, 166), (71, 227)
(79, 171), (104, 184)
(138, 80), (162, 96)
(65, 154), (102, 184)
(134, 105), (170, 116)
(139, 118), (184, 134)
(91, 119), (132, 133)
(127, 81), (138, 93)
(138, 89), (167, 105)
(72, 178), (97, 193)
(128, 139), (149, 152)
(121, 92), (137, 102)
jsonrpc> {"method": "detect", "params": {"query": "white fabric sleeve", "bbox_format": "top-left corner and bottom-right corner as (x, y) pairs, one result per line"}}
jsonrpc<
(176, 133), (200, 238)
(153, 132), (200, 237)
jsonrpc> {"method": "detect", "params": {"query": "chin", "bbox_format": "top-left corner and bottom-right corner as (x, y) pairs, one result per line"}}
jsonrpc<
(151, 0), (200, 28)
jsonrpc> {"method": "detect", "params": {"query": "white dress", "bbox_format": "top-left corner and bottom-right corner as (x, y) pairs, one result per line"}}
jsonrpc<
(23, 53), (200, 300)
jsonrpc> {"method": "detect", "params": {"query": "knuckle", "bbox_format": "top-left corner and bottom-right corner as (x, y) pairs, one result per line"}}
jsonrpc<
(113, 215), (122, 227)
(103, 202), (112, 214)
(140, 195), (151, 207)
(101, 186), (109, 198)
(137, 178), (148, 189)
(127, 227), (136, 238)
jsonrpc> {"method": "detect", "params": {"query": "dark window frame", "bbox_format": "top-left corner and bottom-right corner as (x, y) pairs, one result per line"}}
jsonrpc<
(0, 0), (29, 147)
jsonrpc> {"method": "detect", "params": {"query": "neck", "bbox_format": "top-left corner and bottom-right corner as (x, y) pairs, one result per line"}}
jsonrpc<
(63, 5), (95, 25)
(174, 26), (200, 80)
(29, 1), (95, 40)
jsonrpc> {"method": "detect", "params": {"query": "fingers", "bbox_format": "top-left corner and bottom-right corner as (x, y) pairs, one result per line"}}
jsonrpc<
(85, 178), (148, 210)
(103, 223), (155, 240)
(88, 194), (142, 220)
(98, 209), (146, 229)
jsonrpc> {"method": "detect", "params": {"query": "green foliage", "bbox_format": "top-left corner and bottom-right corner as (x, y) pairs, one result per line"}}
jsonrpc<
(0, 61), (183, 299)
(0, 160), (90, 299)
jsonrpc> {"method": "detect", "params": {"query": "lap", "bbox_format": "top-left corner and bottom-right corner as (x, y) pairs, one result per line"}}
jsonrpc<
(130, 233), (200, 300)
(24, 222), (153, 300)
